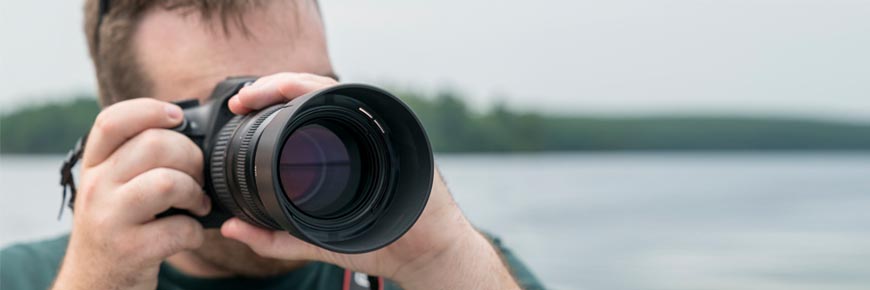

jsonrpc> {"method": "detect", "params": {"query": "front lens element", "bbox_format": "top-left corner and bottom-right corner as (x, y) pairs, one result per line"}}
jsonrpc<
(278, 124), (356, 217)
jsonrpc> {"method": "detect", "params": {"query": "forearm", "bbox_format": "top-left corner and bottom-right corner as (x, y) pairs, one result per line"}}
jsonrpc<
(395, 230), (521, 290)
(50, 247), (160, 290)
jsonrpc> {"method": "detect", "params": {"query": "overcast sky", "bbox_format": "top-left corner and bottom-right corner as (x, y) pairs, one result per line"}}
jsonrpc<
(2, 0), (869, 121)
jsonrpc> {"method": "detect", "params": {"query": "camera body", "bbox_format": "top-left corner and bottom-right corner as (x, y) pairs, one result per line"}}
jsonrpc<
(160, 77), (256, 227)
(158, 76), (433, 253)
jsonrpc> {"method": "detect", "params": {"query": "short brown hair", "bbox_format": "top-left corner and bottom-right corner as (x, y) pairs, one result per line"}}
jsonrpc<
(83, 0), (280, 106)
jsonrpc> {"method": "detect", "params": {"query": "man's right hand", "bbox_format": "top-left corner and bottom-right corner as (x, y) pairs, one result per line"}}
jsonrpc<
(52, 99), (211, 290)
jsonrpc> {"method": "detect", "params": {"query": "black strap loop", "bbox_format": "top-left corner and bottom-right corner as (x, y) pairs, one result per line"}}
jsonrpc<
(59, 132), (88, 219)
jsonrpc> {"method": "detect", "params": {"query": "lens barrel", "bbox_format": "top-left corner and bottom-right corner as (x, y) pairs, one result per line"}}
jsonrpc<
(210, 84), (433, 253)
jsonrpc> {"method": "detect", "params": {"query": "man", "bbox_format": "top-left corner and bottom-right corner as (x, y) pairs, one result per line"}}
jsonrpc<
(0, 1), (543, 290)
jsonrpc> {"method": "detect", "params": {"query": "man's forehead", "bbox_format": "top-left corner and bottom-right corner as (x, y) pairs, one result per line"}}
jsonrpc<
(133, 0), (334, 103)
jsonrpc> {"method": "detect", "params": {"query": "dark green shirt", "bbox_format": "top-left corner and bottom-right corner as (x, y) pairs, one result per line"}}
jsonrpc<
(1, 234), (544, 290)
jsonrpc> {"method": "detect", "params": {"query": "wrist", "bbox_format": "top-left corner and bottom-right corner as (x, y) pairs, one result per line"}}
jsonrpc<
(394, 228), (520, 290)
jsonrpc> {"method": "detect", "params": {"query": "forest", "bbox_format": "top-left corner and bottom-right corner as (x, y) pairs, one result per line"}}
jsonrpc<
(2, 90), (869, 154)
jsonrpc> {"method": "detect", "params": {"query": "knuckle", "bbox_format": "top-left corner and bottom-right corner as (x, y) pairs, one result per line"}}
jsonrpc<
(90, 210), (116, 230)
(166, 134), (202, 171)
(187, 142), (204, 168)
(163, 131), (190, 152)
(276, 82), (294, 94)
(140, 127), (163, 138)
(92, 112), (116, 135)
(139, 129), (166, 148)
(182, 222), (204, 248)
(75, 171), (112, 211)
(77, 177), (100, 204)
(151, 170), (177, 196)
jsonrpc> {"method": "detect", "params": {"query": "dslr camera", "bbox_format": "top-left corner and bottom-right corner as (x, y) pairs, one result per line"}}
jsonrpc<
(62, 77), (433, 253)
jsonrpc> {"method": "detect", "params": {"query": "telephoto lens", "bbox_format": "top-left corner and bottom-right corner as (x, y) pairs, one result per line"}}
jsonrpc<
(177, 77), (434, 253)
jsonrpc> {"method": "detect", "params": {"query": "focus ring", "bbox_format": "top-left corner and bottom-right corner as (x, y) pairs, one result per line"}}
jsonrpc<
(235, 106), (284, 228)
(210, 115), (257, 225)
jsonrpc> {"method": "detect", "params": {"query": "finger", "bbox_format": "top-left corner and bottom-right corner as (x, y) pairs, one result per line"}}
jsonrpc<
(229, 73), (337, 115)
(137, 215), (205, 262)
(230, 73), (336, 114)
(84, 99), (184, 167)
(220, 218), (331, 262)
(117, 168), (210, 223)
(106, 128), (204, 184)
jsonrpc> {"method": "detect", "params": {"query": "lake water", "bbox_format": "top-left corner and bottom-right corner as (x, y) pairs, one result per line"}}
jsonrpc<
(2, 153), (869, 290)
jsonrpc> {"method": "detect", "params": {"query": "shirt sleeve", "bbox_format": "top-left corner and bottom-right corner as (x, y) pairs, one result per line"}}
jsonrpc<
(0, 235), (69, 290)
(483, 232), (546, 290)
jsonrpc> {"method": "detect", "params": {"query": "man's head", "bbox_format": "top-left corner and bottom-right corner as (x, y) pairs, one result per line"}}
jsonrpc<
(83, 0), (335, 276)
(84, 0), (335, 106)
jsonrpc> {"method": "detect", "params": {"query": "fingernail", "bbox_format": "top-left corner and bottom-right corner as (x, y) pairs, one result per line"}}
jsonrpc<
(225, 219), (238, 230)
(165, 104), (183, 120)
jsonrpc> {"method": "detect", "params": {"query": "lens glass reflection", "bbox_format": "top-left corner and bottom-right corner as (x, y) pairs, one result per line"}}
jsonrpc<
(279, 124), (355, 217)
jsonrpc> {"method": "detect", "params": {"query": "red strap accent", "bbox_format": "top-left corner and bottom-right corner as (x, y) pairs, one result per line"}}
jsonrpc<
(343, 269), (352, 290)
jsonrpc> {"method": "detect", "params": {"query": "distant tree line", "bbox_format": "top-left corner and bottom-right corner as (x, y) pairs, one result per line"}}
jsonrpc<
(2, 96), (100, 154)
(398, 89), (870, 152)
(2, 91), (869, 154)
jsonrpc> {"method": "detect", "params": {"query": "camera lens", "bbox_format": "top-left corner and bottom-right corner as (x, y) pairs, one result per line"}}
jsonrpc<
(278, 123), (359, 217)
(210, 83), (433, 253)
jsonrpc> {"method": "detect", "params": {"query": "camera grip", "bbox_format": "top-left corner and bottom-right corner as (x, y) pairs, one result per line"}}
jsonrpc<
(156, 206), (230, 229)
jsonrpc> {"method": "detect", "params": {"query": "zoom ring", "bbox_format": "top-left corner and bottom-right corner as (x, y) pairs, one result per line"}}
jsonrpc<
(209, 115), (260, 226)
(235, 106), (284, 228)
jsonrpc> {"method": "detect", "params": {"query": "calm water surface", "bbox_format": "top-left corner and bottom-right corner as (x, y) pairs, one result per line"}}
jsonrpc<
(2, 153), (869, 290)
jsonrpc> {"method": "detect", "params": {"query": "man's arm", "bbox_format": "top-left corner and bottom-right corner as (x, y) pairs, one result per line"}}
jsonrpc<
(391, 230), (522, 290)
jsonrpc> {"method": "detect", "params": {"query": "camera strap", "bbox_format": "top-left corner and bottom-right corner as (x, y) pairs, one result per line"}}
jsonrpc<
(59, 132), (87, 218)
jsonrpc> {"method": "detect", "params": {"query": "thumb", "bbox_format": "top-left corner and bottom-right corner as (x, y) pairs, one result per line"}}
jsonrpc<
(220, 218), (327, 261)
